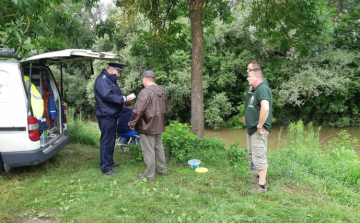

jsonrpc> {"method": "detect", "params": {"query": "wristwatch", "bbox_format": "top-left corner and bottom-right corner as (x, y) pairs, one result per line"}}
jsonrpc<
(257, 125), (263, 129)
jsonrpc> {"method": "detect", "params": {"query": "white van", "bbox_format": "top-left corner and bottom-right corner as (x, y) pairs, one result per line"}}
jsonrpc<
(0, 49), (121, 173)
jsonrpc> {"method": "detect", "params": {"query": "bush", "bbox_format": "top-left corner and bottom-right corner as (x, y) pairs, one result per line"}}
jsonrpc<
(123, 122), (229, 165)
(223, 103), (246, 129)
(226, 140), (248, 165)
(163, 122), (197, 162)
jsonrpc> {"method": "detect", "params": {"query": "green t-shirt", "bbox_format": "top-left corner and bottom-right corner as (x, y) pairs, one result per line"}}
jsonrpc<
(244, 78), (268, 113)
(244, 82), (272, 136)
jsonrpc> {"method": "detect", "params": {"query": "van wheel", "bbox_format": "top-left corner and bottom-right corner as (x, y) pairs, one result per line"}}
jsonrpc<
(0, 155), (5, 174)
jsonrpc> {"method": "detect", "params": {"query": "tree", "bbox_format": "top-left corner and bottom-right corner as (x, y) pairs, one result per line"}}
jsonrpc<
(0, 0), (98, 58)
(246, 0), (333, 57)
(97, 0), (333, 135)
(100, 0), (232, 137)
(188, 0), (205, 136)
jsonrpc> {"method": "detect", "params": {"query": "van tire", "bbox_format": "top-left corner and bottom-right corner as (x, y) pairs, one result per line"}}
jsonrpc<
(0, 154), (5, 174)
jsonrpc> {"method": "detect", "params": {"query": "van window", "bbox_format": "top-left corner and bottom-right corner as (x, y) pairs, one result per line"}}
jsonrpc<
(0, 70), (10, 103)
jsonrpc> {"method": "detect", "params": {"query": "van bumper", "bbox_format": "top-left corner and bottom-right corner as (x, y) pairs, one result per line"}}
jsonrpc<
(2, 130), (69, 167)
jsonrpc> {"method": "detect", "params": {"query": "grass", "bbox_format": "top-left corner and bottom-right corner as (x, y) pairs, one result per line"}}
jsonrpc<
(1, 121), (360, 222)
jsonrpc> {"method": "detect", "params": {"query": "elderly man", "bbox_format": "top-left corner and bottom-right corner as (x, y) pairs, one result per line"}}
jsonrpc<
(244, 68), (272, 193)
(129, 70), (168, 181)
(94, 63), (132, 175)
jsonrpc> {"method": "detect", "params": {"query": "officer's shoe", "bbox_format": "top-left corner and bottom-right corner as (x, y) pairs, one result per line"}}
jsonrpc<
(111, 163), (120, 167)
(102, 169), (118, 175)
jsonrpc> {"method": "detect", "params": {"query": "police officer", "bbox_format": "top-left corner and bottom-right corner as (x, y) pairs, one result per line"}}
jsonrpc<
(94, 63), (132, 175)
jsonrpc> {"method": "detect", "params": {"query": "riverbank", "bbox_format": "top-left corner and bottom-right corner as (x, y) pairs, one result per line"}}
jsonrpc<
(1, 121), (360, 222)
(205, 124), (360, 154)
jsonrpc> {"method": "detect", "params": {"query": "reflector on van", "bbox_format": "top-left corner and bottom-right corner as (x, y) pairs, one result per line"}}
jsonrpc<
(28, 117), (40, 141)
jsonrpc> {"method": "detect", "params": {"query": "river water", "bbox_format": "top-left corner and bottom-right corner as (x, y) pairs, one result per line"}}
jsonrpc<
(204, 124), (360, 155)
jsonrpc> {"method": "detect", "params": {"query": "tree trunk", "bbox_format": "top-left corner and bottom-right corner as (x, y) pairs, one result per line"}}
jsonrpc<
(187, 0), (204, 137)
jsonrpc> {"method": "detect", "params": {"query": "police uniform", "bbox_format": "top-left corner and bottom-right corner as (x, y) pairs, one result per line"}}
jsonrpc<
(94, 63), (126, 174)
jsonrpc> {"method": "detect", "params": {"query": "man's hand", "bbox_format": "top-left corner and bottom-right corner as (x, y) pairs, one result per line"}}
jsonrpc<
(242, 116), (246, 123)
(129, 122), (134, 130)
(126, 97), (132, 102)
(257, 128), (266, 135)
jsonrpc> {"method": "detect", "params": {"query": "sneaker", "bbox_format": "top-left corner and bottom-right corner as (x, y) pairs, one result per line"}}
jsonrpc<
(137, 174), (154, 181)
(155, 169), (168, 176)
(246, 177), (259, 184)
(248, 184), (267, 194)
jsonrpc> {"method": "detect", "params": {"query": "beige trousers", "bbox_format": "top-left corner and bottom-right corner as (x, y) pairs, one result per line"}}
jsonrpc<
(247, 130), (269, 171)
(140, 133), (167, 180)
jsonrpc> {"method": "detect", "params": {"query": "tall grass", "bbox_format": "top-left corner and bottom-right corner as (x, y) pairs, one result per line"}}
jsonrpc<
(67, 108), (100, 147)
(1, 120), (360, 222)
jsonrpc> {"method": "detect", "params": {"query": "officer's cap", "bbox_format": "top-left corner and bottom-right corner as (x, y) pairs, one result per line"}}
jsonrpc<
(108, 63), (124, 71)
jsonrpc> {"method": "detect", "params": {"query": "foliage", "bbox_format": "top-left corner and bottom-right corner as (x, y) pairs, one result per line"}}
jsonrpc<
(279, 47), (354, 106)
(127, 143), (143, 161)
(3, 0), (359, 128)
(67, 107), (100, 147)
(332, 0), (360, 51)
(51, 63), (96, 114)
(226, 140), (248, 165)
(204, 92), (235, 129)
(0, 0), (98, 57)
(223, 102), (246, 129)
(162, 121), (226, 163)
(328, 130), (359, 151)
(163, 122), (197, 162)
(275, 46), (360, 126)
(246, 0), (333, 57)
(284, 120), (321, 149)
(191, 136), (226, 166)
(85, 0), (360, 129)
(269, 120), (360, 190)
(164, 68), (192, 122)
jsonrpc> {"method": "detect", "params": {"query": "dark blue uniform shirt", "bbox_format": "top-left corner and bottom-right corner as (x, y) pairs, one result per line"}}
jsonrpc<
(94, 69), (124, 118)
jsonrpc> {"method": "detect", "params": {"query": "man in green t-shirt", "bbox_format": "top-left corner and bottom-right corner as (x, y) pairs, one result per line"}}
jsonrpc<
(244, 67), (272, 194)
(242, 61), (269, 172)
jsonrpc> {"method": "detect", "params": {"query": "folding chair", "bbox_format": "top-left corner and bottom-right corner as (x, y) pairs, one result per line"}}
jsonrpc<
(114, 130), (140, 153)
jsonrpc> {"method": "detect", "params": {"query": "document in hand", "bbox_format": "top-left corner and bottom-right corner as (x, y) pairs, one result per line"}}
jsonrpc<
(128, 93), (136, 99)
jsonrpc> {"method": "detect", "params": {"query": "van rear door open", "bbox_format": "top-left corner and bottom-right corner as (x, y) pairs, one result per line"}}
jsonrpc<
(0, 49), (122, 172)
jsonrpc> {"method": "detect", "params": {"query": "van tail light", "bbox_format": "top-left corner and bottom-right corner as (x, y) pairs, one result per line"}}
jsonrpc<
(28, 117), (40, 141)
(63, 104), (67, 123)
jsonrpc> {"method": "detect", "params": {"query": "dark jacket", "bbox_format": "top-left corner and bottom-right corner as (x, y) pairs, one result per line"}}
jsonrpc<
(117, 107), (133, 134)
(94, 69), (124, 118)
(129, 84), (166, 135)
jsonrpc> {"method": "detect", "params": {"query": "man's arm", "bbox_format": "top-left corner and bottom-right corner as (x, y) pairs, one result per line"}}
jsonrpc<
(128, 90), (149, 129)
(95, 79), (124, 104)
(257, 99), (269, 133)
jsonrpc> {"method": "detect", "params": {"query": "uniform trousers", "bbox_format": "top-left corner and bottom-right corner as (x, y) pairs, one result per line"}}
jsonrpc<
(97, 116), (117, 171)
